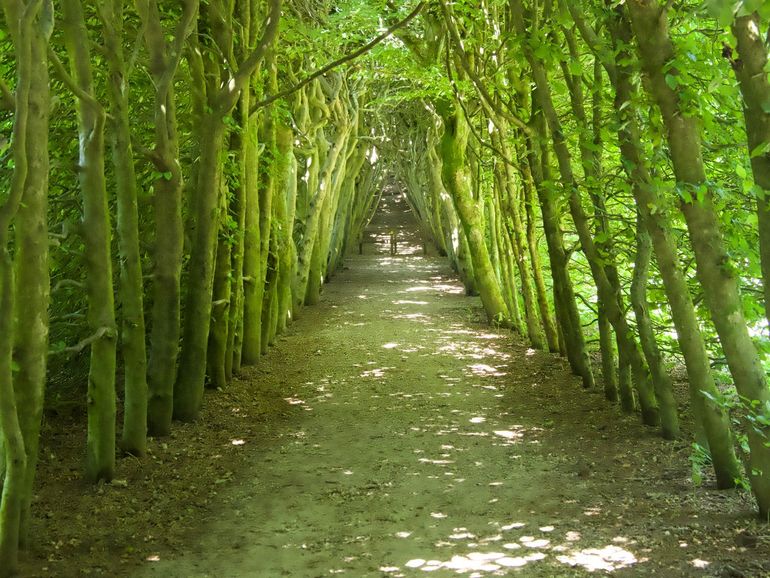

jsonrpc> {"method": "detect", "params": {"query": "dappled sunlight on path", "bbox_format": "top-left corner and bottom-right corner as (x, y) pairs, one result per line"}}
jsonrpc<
(134, 194), (762, 577)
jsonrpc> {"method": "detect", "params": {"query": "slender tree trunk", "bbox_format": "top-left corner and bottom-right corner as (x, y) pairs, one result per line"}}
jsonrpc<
(241, 110), (262, 365)
(629, 0), (770, 514)
(525, 105), (595, 389)
(439, 105), (510, 326)
(63, 0), (118, 482)
(494, 127), (544, 347)
(631, 215), (679, 438)
(174, 115), (227, 420)
(102, 0), (147, 456)
(594, 4), (742, 485)
(12, 1), (50, 544)
(515, 139), (560, 352)
(731, 13), (770, 330)
(207, 176), (232, 389)
(0, 3), (44, 570)
(136, 0), (196, 436)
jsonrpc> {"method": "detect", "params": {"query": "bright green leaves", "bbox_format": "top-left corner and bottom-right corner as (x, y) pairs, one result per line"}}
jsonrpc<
(750, 141), (770, 159)
(704, 0), (770, 26)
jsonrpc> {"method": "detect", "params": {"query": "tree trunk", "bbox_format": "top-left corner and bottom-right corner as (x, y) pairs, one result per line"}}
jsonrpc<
(597, 4), (742, 485)
(137, 0), (195, 436)
(63, 0), (118, 482)
(731, 13), (770, 330)
(628, 0), (770, 514)
(631, 215), (680, 438)
(439, 105), (510, 326)
(174, 115), (227, 421)
(103, 0), (148, 456)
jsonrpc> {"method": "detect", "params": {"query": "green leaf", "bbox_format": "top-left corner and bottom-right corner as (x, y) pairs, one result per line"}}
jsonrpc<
(664, 74), (679, 90)
(750, 141), (770, 158)
(568, 59), (583, 76)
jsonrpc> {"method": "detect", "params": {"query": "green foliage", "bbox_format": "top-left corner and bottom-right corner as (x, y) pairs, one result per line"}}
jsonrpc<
(689, 442), (712, 486)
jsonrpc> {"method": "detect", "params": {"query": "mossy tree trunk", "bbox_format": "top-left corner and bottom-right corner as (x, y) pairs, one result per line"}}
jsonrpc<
(438, 104), (510, 326)
(136, 0), (197, 436)
(731, 13), (770, 331)
(0, 2), (51, 571)
(628, 0), (770, 514)
(62, 0), (119, 482)
(513, 3), (663, 429)
(175, 0), (281, 421)
(102, 0), (148, 457)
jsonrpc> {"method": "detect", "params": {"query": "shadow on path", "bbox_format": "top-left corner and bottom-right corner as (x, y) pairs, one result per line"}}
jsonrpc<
(135, 192), (768, 577)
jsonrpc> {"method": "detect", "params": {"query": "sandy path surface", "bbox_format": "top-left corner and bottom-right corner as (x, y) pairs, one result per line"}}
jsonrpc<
(133, 195), (768, 577)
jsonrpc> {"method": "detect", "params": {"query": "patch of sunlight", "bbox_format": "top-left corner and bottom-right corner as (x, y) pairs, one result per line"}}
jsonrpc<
(503, 543), (522, 550)
(146, 555), (160, 562)
(419, 458), (454, 465)
(501, 522), (526, 530)
(449, 530), (476, 540)
(691, 559), (710, 569)
(283, 397), (305, 405)
(468, 363), (506, 377)
(393, 299), (429, 305)
(361, 367), (393, 378)
(556, 545), (637, 572)
(499, 553), (547, 567)
(404, 552), (546, 574)
(470, 416), (486, 423)
(393, 312), (431, 321)
(395, 531), (412, 538)
(583, 507), (602, 517)
(430, 512), (447, 519)
(520, 537), (550, 548)
(404, 284), (463, 295)
(357, 294), (368, 299)
(230, 439), (246, 446)
(565, 531), (582, 541)
(539, 526), (555, 533)
(493, 429), (524, 441)
(526, 348), (537, 356)
(383, 342), (399, 349)
(379, 566), (400, 573)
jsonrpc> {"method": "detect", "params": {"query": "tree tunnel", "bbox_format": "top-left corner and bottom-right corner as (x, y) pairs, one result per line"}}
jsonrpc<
(2, 0), (770, 574)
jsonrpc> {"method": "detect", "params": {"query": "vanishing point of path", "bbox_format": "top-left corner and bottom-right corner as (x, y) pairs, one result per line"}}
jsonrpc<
(135, 196), (768, 577)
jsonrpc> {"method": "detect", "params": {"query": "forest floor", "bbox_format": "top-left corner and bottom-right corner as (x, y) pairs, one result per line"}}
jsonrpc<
(23, 193), (770, 577)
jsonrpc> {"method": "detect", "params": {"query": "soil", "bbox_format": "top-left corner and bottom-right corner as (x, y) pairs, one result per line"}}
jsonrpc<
(20, 194), (770, 577)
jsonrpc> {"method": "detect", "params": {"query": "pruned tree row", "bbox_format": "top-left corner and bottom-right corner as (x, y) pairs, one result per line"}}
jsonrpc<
(0, 0), (384, 573)
(1, 0), (770, 573)
(380, 0), (770, 520)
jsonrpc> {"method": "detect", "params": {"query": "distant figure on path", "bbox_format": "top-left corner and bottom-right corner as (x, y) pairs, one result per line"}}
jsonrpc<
(389, 229), (397, 255)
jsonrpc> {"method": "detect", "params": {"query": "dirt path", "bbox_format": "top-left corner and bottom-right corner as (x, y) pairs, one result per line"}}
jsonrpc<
(133, 194), (768, 577)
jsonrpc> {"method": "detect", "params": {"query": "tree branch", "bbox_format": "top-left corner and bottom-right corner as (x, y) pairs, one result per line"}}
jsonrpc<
(438, 0), (531, 136)
(47, 46), (103, 110)
(218, 0), (282, 114)
(50, 326), (117, 356)
(249, 1), (425, 116)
